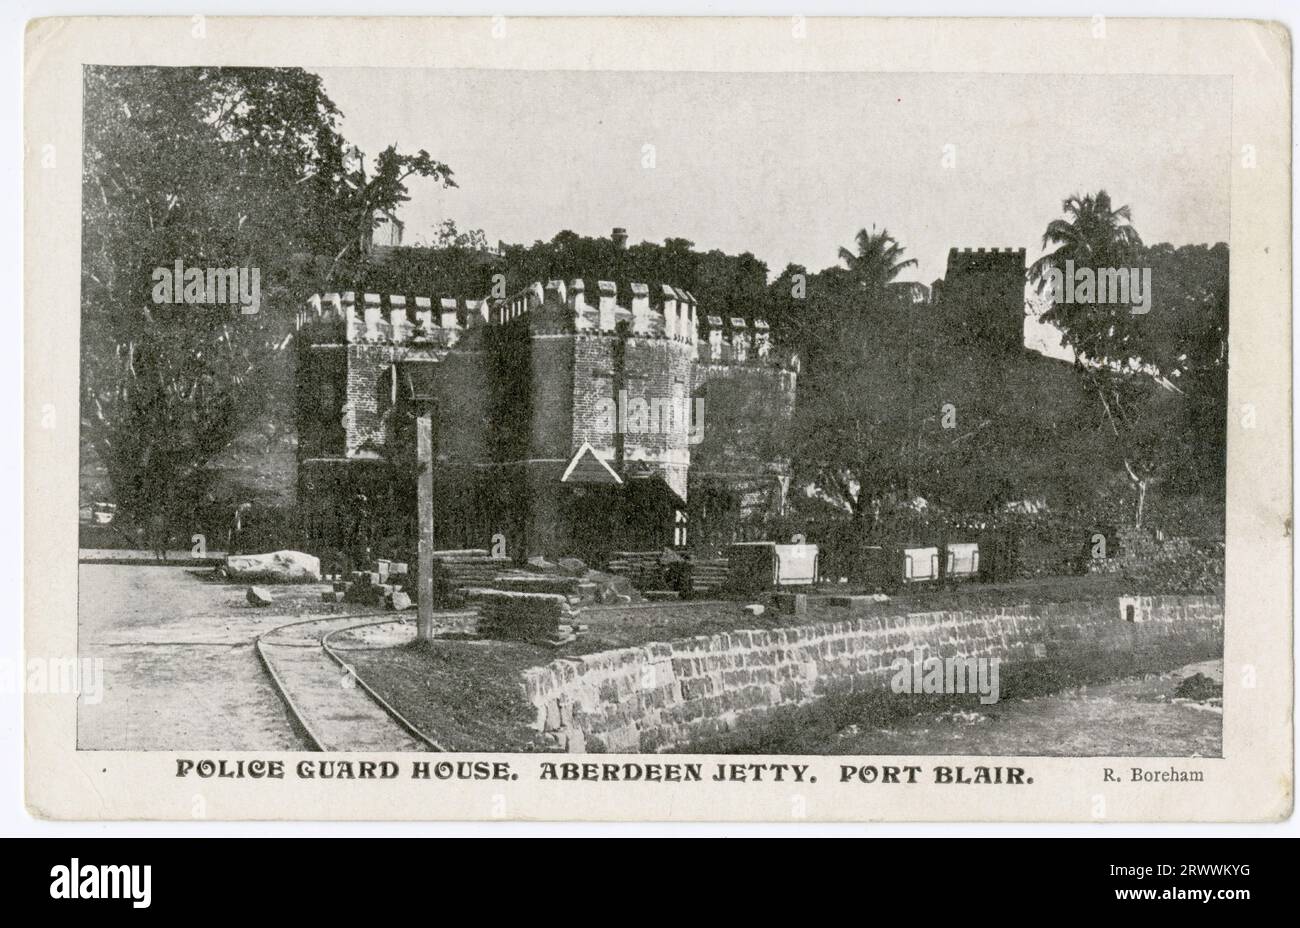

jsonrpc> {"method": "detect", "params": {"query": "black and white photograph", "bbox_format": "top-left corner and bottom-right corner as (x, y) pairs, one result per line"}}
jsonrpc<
(75, 62), (1230, 758)
(16, 13), (1292, 828)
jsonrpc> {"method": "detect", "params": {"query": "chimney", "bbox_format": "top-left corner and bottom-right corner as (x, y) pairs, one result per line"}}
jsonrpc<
(611, 227), (629, 250)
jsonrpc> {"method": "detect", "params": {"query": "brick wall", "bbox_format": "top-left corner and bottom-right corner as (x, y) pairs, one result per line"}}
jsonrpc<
(521, 595), (1223, 752)
(622, 338), (694, 500)
(329, 286), (792, 512)
(297, 345), (348, 458)
(688, 362), (797, 532)
(339, 342), (491, 463)
(568, 334), (694, 499)
(571, 335), (619, 456)
(692, 363), (795, 471)
(529, 334), (576, 460)
(434, 351), (490, 463)
(345, 344), (400, 455)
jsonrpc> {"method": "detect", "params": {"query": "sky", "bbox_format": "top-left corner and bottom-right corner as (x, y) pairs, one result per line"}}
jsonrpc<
(316, 67), (1231, 358)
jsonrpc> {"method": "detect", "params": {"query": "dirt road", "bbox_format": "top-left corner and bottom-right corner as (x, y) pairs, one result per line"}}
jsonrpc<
(823, 660), (1224, 756)
(77, 564), (324, 750)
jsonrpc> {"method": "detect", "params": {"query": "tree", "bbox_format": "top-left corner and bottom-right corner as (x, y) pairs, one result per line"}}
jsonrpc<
(317, 145), (456, 281)
(430, 219), (489, 250)
(793, 285), (1086, 535)
(792, 290), (917, 530)
(790, 220), (1110, 560)
(1029, 191), (1227, 526)
(1136, 243), (1229, 500)
(764, 263), (809, 350)
(794, 228), (924, 528)
(838, 226), (919, 293)
(1029, 190), (1144, 362)
(80, 66), (456, 529)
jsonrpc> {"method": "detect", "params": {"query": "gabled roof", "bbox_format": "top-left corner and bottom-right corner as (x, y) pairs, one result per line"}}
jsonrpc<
(559, 442), (623, 486)
(626, 470), (687, 509)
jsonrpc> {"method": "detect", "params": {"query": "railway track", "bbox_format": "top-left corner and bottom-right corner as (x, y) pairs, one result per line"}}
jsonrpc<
(256, 615), (443, 752)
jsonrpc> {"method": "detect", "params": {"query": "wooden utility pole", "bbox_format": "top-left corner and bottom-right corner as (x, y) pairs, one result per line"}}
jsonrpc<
(416, 408), (436, 642)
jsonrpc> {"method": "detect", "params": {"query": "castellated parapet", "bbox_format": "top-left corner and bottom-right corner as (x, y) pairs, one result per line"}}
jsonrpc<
(936, 246), (1029, 354)
(299, 280), (699, 345)
(295, 276), (799, 561)
(296, 280), (792, 364)
(297, 289), (490, 349)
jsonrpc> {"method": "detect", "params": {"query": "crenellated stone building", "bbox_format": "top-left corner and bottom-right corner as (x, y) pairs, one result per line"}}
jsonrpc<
(292, 241), (1028, 563)
(929, 246), (1028, 353)
(295, 277), (798, 563)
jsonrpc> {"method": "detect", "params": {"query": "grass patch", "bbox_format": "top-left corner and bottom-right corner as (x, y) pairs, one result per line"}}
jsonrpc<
(344, 638), (553, 752)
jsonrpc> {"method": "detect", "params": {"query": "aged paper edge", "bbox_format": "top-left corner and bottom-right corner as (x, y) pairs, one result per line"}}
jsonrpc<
(23, 15), (1293, 822)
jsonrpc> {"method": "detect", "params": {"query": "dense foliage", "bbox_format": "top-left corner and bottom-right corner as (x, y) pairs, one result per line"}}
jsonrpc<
(81, 66), (454, 527)
(81, 66), (1227, 558)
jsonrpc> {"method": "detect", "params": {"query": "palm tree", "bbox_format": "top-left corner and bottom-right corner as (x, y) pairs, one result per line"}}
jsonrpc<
(1031, 191), (1153, 526)
(1030, 191), (1143, 293)
(835, 227), (922, 526)
(1030, 190), (1145, 362)
(838, 226), (918, 292)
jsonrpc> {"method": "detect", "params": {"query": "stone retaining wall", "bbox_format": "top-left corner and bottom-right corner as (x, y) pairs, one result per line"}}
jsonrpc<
(1089, 528), (1224, 592)
(521, 595), (1223, 752)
